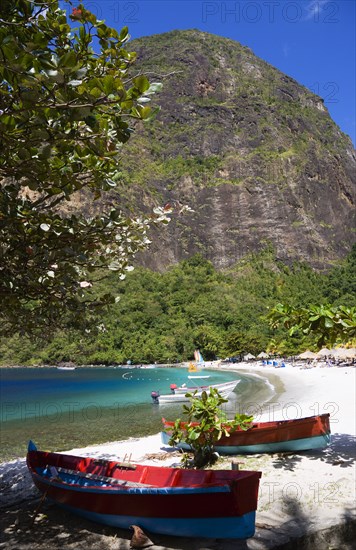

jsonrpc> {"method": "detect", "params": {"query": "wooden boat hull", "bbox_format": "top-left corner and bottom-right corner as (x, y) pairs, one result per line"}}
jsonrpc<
(161, 414), (331, 454)
(27, 442), (261, 539)
(44, 503), (257, 538)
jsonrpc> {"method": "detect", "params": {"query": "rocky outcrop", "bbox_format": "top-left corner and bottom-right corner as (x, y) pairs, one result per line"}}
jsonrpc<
(120, 30), (356, 270)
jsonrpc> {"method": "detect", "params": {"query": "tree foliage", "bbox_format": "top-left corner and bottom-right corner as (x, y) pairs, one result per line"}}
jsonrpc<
(2, 247), (354, 366)
(0, 1), (170, 335)
(269, 303), (356, 347)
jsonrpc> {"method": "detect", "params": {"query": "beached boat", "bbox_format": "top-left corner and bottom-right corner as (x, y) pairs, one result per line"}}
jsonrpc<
(26, 441), (262, 539)
(161, 414), (331, 453)
(151, 380), (240, 404)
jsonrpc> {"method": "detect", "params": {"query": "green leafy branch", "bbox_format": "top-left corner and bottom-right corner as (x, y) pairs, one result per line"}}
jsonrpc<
(168, 388), (253, 469)
(269, 303), (356, 346)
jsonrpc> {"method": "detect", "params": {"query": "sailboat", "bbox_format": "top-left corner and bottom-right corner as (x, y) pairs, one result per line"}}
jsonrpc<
(188, 350), (210, 379)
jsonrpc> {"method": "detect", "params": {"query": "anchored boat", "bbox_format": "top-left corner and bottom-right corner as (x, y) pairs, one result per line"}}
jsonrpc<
(151, 379), (240, 404)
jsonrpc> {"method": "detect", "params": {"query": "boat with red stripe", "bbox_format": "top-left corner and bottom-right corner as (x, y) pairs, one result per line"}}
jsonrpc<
(161, 414), (331, 454)
(27, 441), (262, 539)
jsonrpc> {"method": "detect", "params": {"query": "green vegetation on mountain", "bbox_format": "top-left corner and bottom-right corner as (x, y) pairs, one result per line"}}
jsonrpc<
(1, 246), (354, 366)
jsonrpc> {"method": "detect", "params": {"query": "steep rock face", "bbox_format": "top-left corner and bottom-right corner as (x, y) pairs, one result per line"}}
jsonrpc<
(121, 30), (355, 270)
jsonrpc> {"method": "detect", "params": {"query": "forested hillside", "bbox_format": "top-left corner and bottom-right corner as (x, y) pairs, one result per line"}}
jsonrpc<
(1, 247), (355, 366)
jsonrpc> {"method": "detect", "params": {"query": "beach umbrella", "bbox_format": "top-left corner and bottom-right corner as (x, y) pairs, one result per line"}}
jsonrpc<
(298, 350), (317, 360)
(244, 353), (256, 361)
(316, 348), (331, 358)
(257, 352), (269, 359)
(331, 348), (343, 359)
(333, 347), (356, 359)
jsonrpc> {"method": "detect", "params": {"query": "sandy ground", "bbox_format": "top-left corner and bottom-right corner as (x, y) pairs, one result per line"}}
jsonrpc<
(0, 363), (355, 549)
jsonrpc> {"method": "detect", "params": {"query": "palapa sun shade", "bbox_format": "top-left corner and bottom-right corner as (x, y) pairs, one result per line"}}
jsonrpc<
(257, 352), (269, 359)
(332, 347), (356, 359)
(298, 350), (318, 360)
(316, 348), (332, 357)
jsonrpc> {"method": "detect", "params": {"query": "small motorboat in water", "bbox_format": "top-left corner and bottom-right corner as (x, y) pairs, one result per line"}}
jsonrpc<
(151, 380), (240, 404)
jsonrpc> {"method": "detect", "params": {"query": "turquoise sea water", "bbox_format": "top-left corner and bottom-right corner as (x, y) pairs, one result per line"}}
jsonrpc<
(0, 366), (273, 462)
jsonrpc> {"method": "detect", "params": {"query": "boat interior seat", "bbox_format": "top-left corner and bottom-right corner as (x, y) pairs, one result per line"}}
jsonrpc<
(139, 468), (182, 487)
(138, 466), (149, 483)
(170, 469), (214, 486)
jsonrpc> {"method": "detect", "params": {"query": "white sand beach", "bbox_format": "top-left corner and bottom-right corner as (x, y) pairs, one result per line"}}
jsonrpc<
(1, 362), (355, 549)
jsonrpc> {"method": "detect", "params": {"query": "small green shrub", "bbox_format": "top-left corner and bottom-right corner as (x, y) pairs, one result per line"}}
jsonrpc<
(168, 388), (253, 468)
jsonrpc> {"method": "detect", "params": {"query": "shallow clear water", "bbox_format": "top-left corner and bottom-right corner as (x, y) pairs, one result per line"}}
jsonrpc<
(0, 366), (273, 462)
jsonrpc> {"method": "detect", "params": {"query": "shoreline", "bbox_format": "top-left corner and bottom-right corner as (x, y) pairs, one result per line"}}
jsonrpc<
(0, 364), (271, 463)
(0, 363), (177, 369)
(1, 363), (355, 549)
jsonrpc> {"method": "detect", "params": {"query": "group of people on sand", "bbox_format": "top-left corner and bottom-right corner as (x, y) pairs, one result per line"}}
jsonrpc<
(305, 357), (355, 368)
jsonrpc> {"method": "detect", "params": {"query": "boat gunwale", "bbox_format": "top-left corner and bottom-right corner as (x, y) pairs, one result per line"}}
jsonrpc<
(175, 380), (239, 393)
(27, 448), (261, 491)
(155, 380), (240, 403)
(29, 469), (234, 495)
(162, 413), (331, 435)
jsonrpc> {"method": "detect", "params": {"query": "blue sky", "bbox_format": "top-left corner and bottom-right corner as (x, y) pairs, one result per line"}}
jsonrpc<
(66, 1), (355, 145)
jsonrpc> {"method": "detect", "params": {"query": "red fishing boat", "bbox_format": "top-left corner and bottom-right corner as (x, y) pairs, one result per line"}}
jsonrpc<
(161, 414), (331, 454)
(27, 441), (262, 539)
